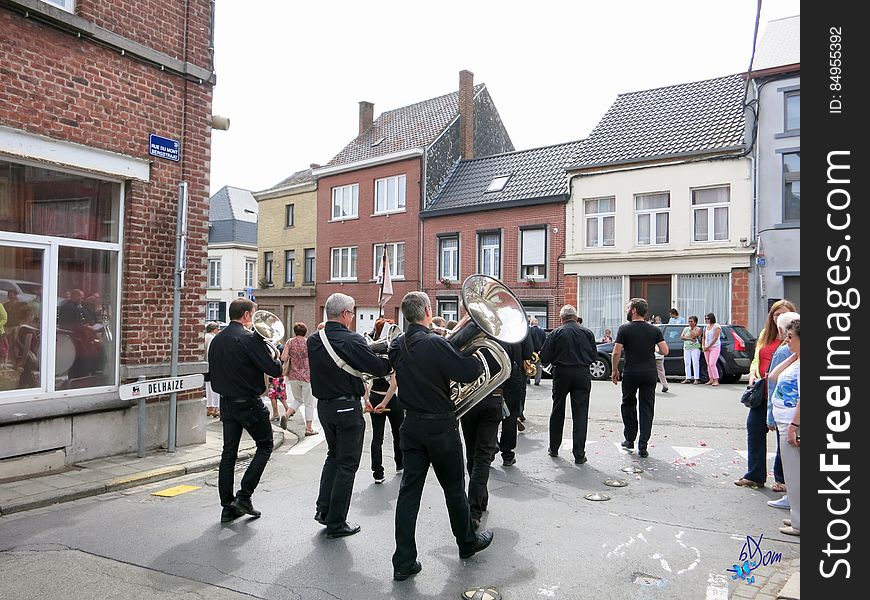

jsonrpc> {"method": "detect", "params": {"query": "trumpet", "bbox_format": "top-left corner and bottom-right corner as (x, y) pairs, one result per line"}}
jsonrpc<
(251, 309), (284, 361)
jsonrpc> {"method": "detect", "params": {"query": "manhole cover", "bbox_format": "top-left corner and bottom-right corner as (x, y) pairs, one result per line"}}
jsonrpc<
(604, 478), (628, 487)
(584, 492), (611, 501)
(621, 465), (644, 474)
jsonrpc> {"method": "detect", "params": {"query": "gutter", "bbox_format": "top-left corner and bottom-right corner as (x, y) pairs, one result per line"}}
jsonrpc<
(421, 194), (568, 219)
(312, 148), (424, 178)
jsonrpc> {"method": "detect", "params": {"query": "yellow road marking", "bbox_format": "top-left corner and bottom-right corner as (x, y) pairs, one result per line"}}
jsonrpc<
(151, 484), (201, 497)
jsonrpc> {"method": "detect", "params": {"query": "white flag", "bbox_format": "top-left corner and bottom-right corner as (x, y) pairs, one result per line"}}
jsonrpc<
(378, 246), (393, 308)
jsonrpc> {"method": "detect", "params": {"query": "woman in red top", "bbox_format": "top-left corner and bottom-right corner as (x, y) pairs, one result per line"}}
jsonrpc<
(734, 299), (796, 489)
(281, 322), (318, 435)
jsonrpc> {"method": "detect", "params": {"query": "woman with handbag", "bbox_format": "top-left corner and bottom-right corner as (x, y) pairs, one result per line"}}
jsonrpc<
(734, 300), (795, 489)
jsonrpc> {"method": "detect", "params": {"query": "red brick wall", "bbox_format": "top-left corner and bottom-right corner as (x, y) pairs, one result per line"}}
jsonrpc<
(316, 158), (423, 317)
(421, 202), (567, 325)
(564, 274), (578, 308)
(731, 267), (749, 325)
(0, 6), (214, 371)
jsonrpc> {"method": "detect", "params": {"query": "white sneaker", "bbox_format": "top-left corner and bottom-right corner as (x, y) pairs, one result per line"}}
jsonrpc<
(374, 476), (385, 484)
(767, 495), (790, 509)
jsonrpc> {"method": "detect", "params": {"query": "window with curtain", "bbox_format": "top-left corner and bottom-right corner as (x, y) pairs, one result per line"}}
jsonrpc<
(783, 152), (800, 222)
(635, 192), (669, 245)
(578, 276), (622, 340)
(437, 298), (458, 322)
(520, 227), (546, 278)
(331, 184), (358, 220)
(304, 248), (315, 283)
(585, 197), (615, 247)
(375, 175), (406, 213)
(478, 232), (500, 278)
(285, 204), (295, 228)
(284, 250), (295, 284)
(208, 258), (221, 288)
(373, 242), (405, 279)
(331, 247), (357, 280)
(439, 235), (459, 281)
(263, 252), (273, 285)
(207, 301), (220, 321)
(245, 259), (255, 288)
(676, 273), (730, 323)
(691, 186), (730, 242)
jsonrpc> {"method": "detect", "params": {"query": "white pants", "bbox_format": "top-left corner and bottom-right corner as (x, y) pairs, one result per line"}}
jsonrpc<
(205, 381), (220, 408)
(683, 348), (701, 380)
(287, 379), (316, 422)
(778, 426), (801, 529)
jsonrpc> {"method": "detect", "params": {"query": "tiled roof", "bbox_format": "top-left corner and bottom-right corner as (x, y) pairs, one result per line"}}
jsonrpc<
(326, 84), (485, 167)
(567, 74), (746, 169)
(423, 140), (584, 215)
(209, 186), (258, 223)
(753, 15), (800, 70)
(259, 168), (315, 194)
(208, 220), (257, 246)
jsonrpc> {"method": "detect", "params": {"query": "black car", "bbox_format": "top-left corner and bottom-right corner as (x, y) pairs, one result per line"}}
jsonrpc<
(589, 323), (756, 383)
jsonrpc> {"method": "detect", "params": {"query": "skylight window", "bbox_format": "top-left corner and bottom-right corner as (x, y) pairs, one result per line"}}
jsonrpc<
(486, 175), (511, 193)
(371, 136), (386, 147)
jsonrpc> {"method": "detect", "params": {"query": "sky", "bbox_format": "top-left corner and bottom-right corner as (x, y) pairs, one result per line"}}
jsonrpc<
(209, 0), (801, 197)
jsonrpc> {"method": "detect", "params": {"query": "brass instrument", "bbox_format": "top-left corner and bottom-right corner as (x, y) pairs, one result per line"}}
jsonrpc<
(448, 274), (529, 419)
(251, 309), (284, 361)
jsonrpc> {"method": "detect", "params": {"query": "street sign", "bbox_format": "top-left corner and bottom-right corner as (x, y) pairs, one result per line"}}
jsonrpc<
(119, 374), (204, 401)
(756, 256), (766, 266)
(149, 133), (180, 161)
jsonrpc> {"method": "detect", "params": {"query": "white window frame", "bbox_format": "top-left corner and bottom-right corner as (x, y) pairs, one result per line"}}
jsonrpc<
(520, 227), (547, 279)
(206, 301), (220, 321)
(478, 231), (501, 279)
(284, 249), (295, 285)
(584, 197), (616, 248)
(439, 235), (459, 282)
(285, 204), (295, 228)
(42, 0), (75, 12)
(634, 192), (670, 246)
(208, 258), (221, 288)
(437, 298), (459, 322)
(331, 246), (357, 281)
(331, 184), (359, 220)
(691, 186), (730, 243)
(245, 259), (256, 288)
(373, 242), (405, 279)
(374, 174), (406, 214)
(303, 248), (315, 283)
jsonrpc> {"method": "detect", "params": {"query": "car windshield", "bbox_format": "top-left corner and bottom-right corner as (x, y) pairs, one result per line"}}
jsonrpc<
(16, 283), (40, 295)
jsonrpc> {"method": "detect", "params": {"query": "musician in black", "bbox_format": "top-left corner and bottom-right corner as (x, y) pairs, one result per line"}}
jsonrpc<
(497, 335), (534, 467)
(539, 304), (598, 464)
(209, 298), (283, 523)
(308, 292), (391, 538)
(389, 291), (493, 581)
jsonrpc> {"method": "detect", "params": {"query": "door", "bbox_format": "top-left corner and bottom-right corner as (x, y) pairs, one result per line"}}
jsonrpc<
(355, 307), (379, 336)
(661, 325), (686, 376)
(630, 276), (671, 322)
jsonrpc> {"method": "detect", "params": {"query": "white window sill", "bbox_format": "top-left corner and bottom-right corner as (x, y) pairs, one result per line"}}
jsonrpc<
(329, 216), (359, 223)
(371, 209), (407, 217)
(328, 279), (358, 283)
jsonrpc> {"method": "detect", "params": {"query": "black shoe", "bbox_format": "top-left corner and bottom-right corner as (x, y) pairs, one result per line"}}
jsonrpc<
(516, 419), (525, 432)
(534, 382), (540, 385)
(326, 522), (361, 538)
(393, 561), (422, 581)
(460, 529), (494, 559)
(220, 505), (244, 523)
(661, 387), (669, 393)
(574, 455), (588, 465)
(503, 457), (516, 466)
(230, 496), (261, 518)
(471, 517), (481, 530)
(314, 510), (328, 525)
(620, 440), (634, 451)
(638, 448), (649, 458)
(547, 449), (558, 457)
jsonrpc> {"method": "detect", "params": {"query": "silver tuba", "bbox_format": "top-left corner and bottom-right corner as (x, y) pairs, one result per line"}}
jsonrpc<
(448, 275), (529, 419)
(251, 309), (284, 361)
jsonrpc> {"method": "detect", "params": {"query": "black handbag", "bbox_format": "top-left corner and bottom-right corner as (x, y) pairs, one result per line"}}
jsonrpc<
(740, 378), (766, 408)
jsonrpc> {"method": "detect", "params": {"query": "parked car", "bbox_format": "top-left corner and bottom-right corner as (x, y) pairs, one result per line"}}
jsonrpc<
(0, 279), (39, 303)
(589, 323), (756, 383)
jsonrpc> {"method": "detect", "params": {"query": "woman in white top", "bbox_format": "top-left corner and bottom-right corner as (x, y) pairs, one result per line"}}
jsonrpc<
(204, 322), (220, 417)
(768, 317), (800, 536)
(701, 312), (722, 386)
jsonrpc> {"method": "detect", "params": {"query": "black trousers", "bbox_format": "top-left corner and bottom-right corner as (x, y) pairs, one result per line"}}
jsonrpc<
(370, 393), (405, 478)
(498, 372), (525, 461)
(316, 396), (365, 530)
(218, 396), (274, 507)
(393, 413), (478, 572)
(548, 367), (591, 459)
(620, 371), (657, 449)
(460, 400), (502, 519)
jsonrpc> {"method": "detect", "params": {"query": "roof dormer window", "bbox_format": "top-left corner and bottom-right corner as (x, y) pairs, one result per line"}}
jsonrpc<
(486, 175), (511, 193)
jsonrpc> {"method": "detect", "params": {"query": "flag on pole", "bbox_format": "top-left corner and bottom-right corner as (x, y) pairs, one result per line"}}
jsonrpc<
(377, 245), (393, 311)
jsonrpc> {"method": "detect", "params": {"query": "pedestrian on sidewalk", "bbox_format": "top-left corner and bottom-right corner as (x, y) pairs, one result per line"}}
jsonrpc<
(204, 322), (220, 418)
(282, 322), (318, 435)
(209, 298), (282, 523)
(701, 313), (722, 386)
(679, 317), (702, 384)
(611, 298), (668, 458)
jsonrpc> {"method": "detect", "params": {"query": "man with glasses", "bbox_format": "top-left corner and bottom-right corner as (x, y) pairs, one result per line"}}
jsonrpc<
(308, 293), (391, 538)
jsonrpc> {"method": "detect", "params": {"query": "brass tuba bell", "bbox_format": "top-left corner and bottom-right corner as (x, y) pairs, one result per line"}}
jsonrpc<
(251, 309), (284, 361)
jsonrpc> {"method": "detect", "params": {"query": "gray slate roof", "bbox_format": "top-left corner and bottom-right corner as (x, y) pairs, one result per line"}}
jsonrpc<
(423, 140), (584, 216)
(260, 168), (315, 194)
(326, 84), (485, 167)
(567, 74), (746, 170)
(209, 186), (257, 245)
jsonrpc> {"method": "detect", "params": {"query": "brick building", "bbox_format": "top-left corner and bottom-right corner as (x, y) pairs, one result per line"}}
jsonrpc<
(0, 0), (215, 476)
(421, 141), (584, 328)
(313, 70), (513, 333)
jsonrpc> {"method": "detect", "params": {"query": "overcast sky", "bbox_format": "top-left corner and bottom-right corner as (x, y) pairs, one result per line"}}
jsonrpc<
(209, 0), (800, 197)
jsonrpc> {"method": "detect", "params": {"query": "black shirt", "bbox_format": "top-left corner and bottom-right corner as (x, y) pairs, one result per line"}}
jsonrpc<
(539, 320), (597, 369)
(208, 321), (282, 397)
(388, 323), (483, 414)
(529, 325), (546, 353)
(615, 320), (664, 375)
(308, 321), (391, 399)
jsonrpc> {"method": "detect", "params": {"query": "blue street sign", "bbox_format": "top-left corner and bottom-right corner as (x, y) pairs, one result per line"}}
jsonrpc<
(149, 134), (180, 162)
(756, 256), (766, 266)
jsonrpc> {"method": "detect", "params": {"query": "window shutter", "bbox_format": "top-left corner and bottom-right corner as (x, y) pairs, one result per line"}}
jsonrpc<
(522, 229), (545, 265)
(218, 302), (227, 323)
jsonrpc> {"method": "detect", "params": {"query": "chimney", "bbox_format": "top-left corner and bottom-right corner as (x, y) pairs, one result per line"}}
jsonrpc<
(310, 163), (321, 169)
(459, 70), (474, 159)
(359, 101), (374, 136)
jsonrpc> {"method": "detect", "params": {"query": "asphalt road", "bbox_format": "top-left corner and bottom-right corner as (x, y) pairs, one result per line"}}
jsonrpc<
(0, 379), (799, 600)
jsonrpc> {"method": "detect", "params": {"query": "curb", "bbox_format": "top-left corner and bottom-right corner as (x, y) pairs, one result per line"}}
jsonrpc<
(0, 427), (290, 516)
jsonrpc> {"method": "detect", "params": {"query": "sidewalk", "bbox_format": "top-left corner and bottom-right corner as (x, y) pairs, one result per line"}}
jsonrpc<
(0, 416), (297, 516)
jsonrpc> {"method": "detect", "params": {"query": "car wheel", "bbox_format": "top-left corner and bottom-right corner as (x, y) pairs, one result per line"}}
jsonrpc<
(589, 357), (611, 380)
(720, 372), (741, 384)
